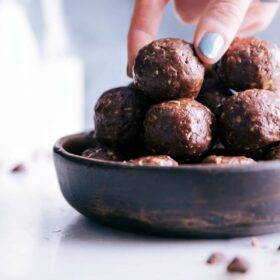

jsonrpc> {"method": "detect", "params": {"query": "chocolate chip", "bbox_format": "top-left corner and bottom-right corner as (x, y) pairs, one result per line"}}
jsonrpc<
(251, 237), (260, 247)
(10, 163), (26, 173)
(227, 257), (250, 273)
(206, 252), (227, 265)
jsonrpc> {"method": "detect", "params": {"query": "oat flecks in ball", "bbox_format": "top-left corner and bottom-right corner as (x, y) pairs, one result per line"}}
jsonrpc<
(133, 38), (205, 101)
(82, 146), (123, 162)
(128, 155), (178, 167)
(217, 37), (280, 91)
(144, 98), (216, 161)
(94, 86), (150, 149)
(264, 143), (280, 160)
(219, 89), (280, 153)
(202, 155), (255, 165)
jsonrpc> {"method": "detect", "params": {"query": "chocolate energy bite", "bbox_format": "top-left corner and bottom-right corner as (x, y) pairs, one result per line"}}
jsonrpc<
(82, 146), (123, 161)
(94, 86), (150, 149)
(133, 38), (205, 101)
(144, 98), (216, 161)
(264, 143), (280, 160)
(128, 155), (178, 167)
(219, 89), (280, 153)
(202, 155), (255, 165)
(217, 37), (280, 92)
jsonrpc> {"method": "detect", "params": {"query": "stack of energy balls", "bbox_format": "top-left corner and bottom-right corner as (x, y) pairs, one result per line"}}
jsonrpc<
(82, 37), (280, 166)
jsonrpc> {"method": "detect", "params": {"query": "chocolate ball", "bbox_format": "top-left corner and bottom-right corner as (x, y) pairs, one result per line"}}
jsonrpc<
(217, 37), (280, 92)
(133, 38), (205, 101)
(219, 89), (280, 153)
(128, 155), (178, 167)
(202, 155), (255, 165)
(144, 98), (216, 161)
(94, 86), (150, 149)
(82, 146), (123, 161)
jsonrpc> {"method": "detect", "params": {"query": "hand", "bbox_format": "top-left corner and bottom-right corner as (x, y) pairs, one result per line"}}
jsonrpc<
(127, 0), (279, 77)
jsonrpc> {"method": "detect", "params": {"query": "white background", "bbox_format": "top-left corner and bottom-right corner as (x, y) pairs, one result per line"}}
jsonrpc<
(1, 159), (280, 279)
(1, 1), (280, 279)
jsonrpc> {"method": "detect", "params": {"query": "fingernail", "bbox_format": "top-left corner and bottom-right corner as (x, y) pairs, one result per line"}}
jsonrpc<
(198, 32), (224, 61)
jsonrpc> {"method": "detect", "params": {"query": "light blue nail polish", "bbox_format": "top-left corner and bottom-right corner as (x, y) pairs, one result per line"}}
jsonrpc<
(198, 32), (224, 61)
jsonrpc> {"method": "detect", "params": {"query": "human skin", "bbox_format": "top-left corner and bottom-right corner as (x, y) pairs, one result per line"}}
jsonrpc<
(127, 0), (279, 76)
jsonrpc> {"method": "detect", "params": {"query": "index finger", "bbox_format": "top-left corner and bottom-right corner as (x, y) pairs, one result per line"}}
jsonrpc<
(127, 0), (169, 77)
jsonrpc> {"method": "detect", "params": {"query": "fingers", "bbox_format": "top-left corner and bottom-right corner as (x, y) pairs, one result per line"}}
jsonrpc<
(128, 0), (278, 70)
(174, 0), (208, 24)
(194, 0), (252, 64)
(239, 1), (279, 35)
(127, 0), (169, 77)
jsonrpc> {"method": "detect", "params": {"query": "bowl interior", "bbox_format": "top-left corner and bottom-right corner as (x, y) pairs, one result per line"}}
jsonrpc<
(56, 131), (280, 172)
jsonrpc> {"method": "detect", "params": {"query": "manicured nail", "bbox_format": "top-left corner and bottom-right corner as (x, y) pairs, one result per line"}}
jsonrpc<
(198, 32), (224, 61)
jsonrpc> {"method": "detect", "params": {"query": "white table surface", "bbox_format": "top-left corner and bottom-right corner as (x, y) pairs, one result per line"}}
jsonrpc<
(1, 157), (280, 280)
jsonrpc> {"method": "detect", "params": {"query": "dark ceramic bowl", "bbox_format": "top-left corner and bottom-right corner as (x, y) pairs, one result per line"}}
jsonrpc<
(53, 132), (280, 238)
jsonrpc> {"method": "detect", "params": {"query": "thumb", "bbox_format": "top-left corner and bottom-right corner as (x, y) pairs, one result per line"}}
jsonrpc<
(194, 0), (252, 64)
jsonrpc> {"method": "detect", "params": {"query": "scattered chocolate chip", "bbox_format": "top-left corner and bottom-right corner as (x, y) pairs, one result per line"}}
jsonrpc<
(227, 257), (250, 273)
(10, 163), (26, 173)
(206, 252), (227, 265)
(251, 237), (260, 247)
(277, 245), (280, 251)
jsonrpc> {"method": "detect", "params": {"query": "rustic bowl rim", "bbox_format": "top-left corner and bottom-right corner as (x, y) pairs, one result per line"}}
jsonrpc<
(54, 131), (280, 173)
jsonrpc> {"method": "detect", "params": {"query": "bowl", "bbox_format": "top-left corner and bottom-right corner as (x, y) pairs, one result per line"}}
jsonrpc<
(53, 132), (280, 238)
